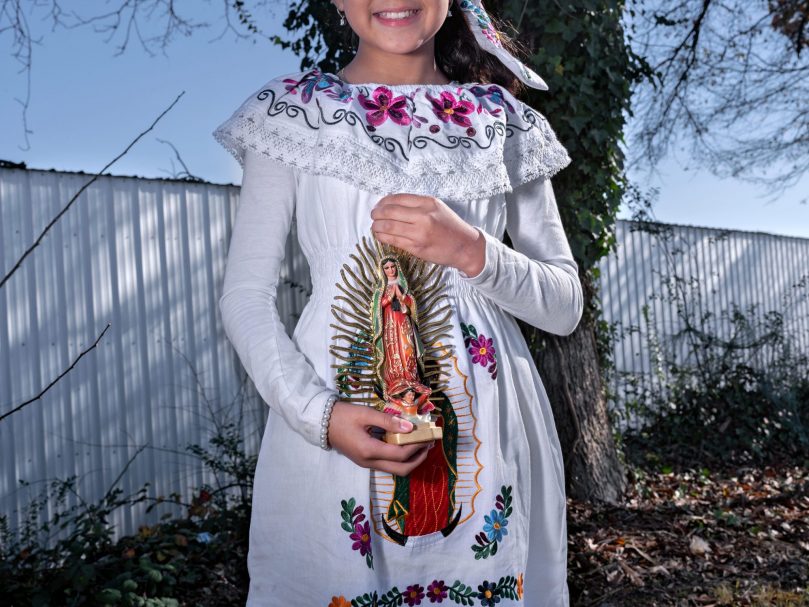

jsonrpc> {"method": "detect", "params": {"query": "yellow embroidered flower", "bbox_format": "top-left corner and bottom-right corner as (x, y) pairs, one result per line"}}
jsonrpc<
(517, 572), (524, 599)
(328, 596), (351, 607)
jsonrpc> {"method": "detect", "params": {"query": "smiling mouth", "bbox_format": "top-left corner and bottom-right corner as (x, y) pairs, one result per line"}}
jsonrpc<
(373, 8), (421, 20)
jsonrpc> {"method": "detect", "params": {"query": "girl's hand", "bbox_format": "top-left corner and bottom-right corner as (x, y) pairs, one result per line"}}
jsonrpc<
(328, 401), (434, 476)
(371, 194), (485, 277)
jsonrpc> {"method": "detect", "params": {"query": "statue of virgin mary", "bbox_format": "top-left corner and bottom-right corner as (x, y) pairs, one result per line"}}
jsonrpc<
(371, 255), (434, 420)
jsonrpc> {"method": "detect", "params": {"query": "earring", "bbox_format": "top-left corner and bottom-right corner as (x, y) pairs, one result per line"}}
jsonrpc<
(336, 7), (346, 25)
(447, 7), (452, 16)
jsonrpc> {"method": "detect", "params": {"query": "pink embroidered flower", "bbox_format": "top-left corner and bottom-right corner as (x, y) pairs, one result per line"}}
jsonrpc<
(427, 579), (448, 603)
(358, 86), (412, 127)
(469, 335), (496, 367)
(426, 91), (475, 127)
(461, 322), (498, 379)
(350, 520), (372, 556)
(404, 583), (425, 606)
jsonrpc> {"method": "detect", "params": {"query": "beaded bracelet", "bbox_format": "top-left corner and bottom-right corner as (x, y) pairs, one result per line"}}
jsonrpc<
(320, 393), (340, 451)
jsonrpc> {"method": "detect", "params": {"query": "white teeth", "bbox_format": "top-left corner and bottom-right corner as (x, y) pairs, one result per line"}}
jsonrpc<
(376, 9), (419, 19)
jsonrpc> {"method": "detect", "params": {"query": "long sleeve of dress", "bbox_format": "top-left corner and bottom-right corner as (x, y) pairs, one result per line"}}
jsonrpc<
(458, 177), (584, 336)
(218, 149), (335, 448)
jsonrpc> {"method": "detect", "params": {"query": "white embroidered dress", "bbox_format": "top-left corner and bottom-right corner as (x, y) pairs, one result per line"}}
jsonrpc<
(213, 67), (582, 607)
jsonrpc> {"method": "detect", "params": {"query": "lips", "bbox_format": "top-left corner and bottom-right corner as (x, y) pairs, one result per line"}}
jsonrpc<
(373, 7), (422, 26)
(373, 8), (421, 17)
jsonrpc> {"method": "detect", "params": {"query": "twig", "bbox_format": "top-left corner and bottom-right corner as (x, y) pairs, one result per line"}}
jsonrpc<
(0, 323), (111, 423)
(0, 91), (185, 290)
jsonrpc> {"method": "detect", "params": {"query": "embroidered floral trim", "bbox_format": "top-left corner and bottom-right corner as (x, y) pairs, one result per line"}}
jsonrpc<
(333, 573), (524, 606)
(471, 485), (513, 559)
(461, 322), (498, 380)
(340, 498), (374, 569)
(212, 68), (572, 201)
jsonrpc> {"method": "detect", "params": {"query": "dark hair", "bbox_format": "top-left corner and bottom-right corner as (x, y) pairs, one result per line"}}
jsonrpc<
(435, 7), (531, 96)
(341, 6), (531, 96)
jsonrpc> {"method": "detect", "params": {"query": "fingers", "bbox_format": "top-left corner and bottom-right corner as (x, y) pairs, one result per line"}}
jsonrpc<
(373, 195), (429, 213)
(371, 218), (418, 240)
(371, 203), (421, 223)
(367, 442), (432, 477)
(362, 408), (414, 434)
(359, 435), (431, 463)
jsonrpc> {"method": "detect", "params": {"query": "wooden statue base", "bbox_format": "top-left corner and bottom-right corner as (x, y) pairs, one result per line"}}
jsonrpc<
(384, 420), (443, 445)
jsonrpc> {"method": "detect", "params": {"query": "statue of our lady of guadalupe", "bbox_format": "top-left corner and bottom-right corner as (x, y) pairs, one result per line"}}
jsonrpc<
(371, 256), (435, 423)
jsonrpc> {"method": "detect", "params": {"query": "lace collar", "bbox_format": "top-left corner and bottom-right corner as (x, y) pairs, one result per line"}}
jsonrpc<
(213, 67), (571, 201)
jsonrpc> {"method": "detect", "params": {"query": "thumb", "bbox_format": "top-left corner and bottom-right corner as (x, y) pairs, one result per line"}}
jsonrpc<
(368, 409), (414, 433)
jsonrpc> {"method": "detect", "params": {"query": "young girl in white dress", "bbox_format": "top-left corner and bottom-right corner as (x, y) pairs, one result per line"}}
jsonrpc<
(213, 1), (583, 605)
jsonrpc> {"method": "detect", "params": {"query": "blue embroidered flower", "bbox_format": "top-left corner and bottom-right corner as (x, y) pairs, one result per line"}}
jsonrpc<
(483, 509), (509, 542)
(469, 84), (516, 114)
(477, 581), (501, 606)
(471, 485), (514, 559)
(283, 71), (350, 104)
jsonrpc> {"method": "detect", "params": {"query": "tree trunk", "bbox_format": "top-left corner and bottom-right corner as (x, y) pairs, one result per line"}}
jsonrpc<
(520, 271), (626, 504)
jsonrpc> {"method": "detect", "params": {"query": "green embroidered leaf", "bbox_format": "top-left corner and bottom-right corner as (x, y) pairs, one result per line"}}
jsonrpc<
(500, 587), (518, 600)
(351, 591), (377, 607)
(448, 580), (475, 605)
(495, 575), (518, 599)
(341, 521), (354, 533)
(365, 553), (373, 570)
(379, 586), (402, 606)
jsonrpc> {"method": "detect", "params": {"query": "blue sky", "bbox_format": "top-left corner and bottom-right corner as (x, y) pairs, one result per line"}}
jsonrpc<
(1, 3), (807, 238)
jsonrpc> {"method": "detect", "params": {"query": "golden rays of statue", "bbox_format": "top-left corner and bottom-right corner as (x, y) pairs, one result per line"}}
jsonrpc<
(329, 234), (454, 444)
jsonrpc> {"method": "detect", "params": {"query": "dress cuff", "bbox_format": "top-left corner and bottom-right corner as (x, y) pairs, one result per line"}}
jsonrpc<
(299, 389), (340, 448)
(457, 227), (498, 285)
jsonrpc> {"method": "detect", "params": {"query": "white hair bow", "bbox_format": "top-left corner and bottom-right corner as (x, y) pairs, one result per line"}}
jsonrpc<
(454, 0), (549, 90)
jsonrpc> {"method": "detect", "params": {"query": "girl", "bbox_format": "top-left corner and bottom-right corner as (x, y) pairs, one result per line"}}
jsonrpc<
(213, 1), (583, 605)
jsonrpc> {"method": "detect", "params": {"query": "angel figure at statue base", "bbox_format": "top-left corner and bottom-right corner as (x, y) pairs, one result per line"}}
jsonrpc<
(381, 387), (443, 445)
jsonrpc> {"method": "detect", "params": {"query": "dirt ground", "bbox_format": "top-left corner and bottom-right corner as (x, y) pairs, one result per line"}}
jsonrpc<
(567, 464), (809, 606)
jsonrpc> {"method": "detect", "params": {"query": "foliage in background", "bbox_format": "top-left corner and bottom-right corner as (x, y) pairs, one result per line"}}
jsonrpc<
(0, 420), (254, 607)
(607, 196), (809, 470)
(627, 0), (809, 198)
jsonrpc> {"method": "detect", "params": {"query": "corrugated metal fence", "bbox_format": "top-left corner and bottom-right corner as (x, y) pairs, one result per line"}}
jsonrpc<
(1, 166), (807, 540)
(0, 166), (309, 542)
(599, 219), (809, 428)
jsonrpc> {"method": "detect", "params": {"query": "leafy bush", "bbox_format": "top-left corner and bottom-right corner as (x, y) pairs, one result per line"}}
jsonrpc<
(0, 421), (254, 607)
(608, 198), (809, 470)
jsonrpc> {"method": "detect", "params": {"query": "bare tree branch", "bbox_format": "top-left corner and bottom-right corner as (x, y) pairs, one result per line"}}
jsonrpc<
(156, 137), (203, 181)
(0, 90), (185, 290)
(627, 0), (809, 200)
(0, 324), (111, 423)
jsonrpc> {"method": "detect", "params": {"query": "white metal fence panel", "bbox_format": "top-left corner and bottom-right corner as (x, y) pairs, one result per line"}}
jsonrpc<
(597, 219), (809, 428)
(0, 166), (310, 542)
